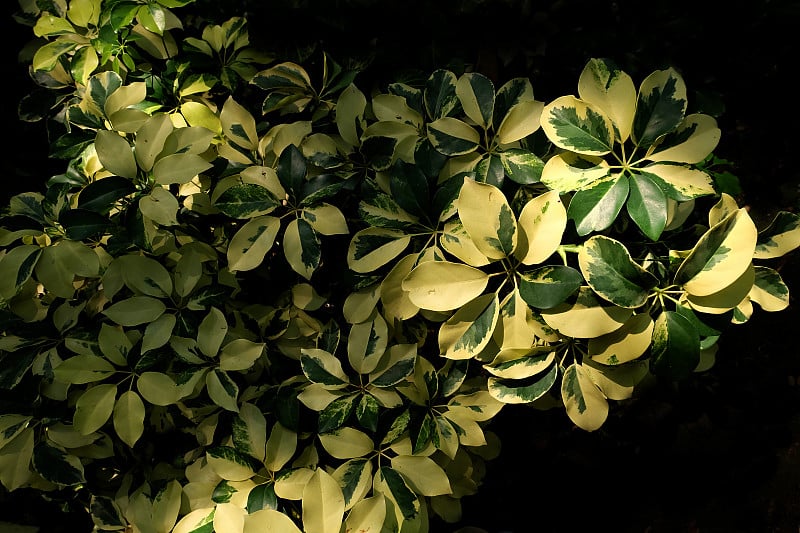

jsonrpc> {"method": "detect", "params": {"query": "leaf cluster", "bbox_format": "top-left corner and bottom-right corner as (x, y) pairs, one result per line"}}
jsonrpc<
(1, 1), (799, 531)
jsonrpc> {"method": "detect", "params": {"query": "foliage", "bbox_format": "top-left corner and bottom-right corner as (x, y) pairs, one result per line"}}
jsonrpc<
(1, 0), (799, 531)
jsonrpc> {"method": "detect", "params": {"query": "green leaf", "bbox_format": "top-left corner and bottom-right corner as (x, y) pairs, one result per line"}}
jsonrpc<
(120, 254), (173, 297)
(632, 67), (687, 149)
(78, 176), (137, 212)
(137, 371), (180, 406)
(277, 144), (307, 195)
(578, 236), (658, 308)
(220, 339), (264, 371)
(246, 483), (278, 513)
(90, 497), (126, 530)
(139, 187), (179, 226)
(197, 307), (228, 357)
(59, 209), (109, 240)
(561, 363), (609, 431)
(438, 293), (500, 360)
(541, 95), (614, 155)
(638, 164), (715, 201)
(54, 354), (116, 384)
(402, 261), (489, 312)
(141, 313), (176, 354)
(457, 178), (517, 259)
(626, 172), (668, 240)
(356, 393), (380, 432)
(487, 361), (558, 404)
(227, 215), (281, 272)
(0, 427), (34, 490)
(650, 310), (700, 379)
(95, 130), (137, 179)
(567, 174), (629, 235)
(456, 72), (495, 128)
(32, 442), (85, 486)
(102, 296), (166, 326)
(135, 114), (173, 171)
(369, 344), (417, 388)
(674, 203), (757, 296)
(113, 390), (145, 447)
(74, 383), (117, 435)
(517, 265), (583, 309)
(154, 153), (213, 185)
(389, 160), (431, 220)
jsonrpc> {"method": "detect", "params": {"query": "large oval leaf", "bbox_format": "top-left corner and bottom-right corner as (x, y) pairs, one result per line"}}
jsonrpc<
(457, 178), (517, 259)
(588, 313), (655, 365)
(648, 113), (721, 164)
(674, 204), (757, 296)
(517, 265), (583, 310)
(541, 95), (614, 155)
(650, 310), (700, 379)
(347, 228), (411, 273)
(456, 72), (495, 128)
(302, 468), (345, 533)
(427, 117), (480, 156)
(561, 363), (609, 431)
(102, 296), (166, 326)
(540, 286), (632, 338)
(227, 215), (281, 272)
(515, 190), (567, 265)
(578, 236), (658, 308)
(74, 383), (117, 435)
(438, 293), (500, 360)
(631, 67), (687, 149)
(402, 261), (489, 312)
(487, 361), (558, 404)
(567, 174), (629, 236)
(495, 99), (543, 144)
(577, 58), (636, 143)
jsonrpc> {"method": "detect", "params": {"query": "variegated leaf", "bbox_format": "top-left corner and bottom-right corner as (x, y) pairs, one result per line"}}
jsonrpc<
(319, 427), (374, 460)
(540, 286), (632, 338)
(402, 260), (489, 312)
(749, 265), (790, 312)
(438, 293), (500, 360)
(215, 183), (280, 219)
(578, 236), (658, 308)
(348, 313), (389, 374)
(638, 164), (715, 200)
(581, 358), (649, 401)
(206, 370), (240, 412)
(493, 288), (539, 350)
(484, 346), (556, 379)
(754, 211), (800, 259)
(374, 466), (419, 522)
(369, 344), (417, 388)
(300, 348), (350, 388)
(456, 72), (495, 128)
(577, 58), (636, 142)
(541, 95), (614, 155)
(561, 363), (608, 431)
(380, 253), (421, 320)
(335, 84), (367, 147)
(439, 219), (492, 267)
(427, 117), (480, 156)
(515, 190), (567, 265)
(589, 312), (654, 365)
(631, 67), (687, 149)
(674, 202), (757, 296)
(283, 218), (321, 280)
(424, 69), (459, 120)
(500, 148), (545, 185)
(685, 264), (755, 314)
(226, 215), (281, 272)
(347, 227), (411, 273)
(650, 310), (700, 379)
(207, 446), (257, 481)
(332, 458), (373, 511)
(567, 174), (629, 236)
(517, 265), (583, 310)
(343, 495), (386, 533)
(221, 96), (258, 150)
(487, 361), (558, 404)
(648, 113), (721, 163)
(457, 178), (517, 259)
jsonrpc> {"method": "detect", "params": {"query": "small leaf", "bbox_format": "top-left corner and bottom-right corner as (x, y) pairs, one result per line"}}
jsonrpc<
(631, 67), (687, 149)
(402, 261), (489, 312)
(215, 184), (279, 218)
(578, 236), (658, 308)
(283, 218), (321, 280)
(206, 370), (240, 412)
(487, 362), (558, 404)
(227, 215), (281, 272)
(650, 310), (700, 379)
(319, 427), (374, 460)
(197, 307), (228, 357)
(626, 172), (668, 241)
(515, 190), (567, 265)
(300, 348), (350, 387)
(541, 95), (614, 155)
(438, 293), (500, 360)
(137, 372), (180, 406)
(347, 227), (410, 273)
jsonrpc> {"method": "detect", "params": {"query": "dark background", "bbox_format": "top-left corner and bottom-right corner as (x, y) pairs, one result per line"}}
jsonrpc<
(3, 1), (800, 531)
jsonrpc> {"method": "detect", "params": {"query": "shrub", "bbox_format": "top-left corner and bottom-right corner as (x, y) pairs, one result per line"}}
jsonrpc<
(1, 1), (798, 531)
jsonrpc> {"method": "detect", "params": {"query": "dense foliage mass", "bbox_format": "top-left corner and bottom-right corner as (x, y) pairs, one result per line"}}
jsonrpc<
(1, 1), (798, 531)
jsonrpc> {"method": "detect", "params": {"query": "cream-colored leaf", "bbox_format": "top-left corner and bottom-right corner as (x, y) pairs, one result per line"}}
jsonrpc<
(391, 455), (452, 496)
(402, 261), (489, 312)
(302, 468), (345, 533)
(541, 287), (632, 338)
(514, 190), (567, 265)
